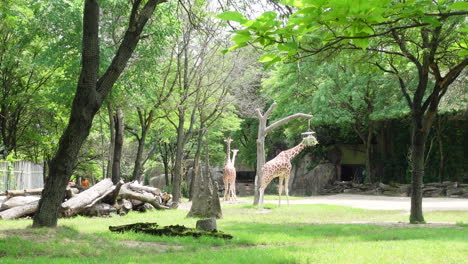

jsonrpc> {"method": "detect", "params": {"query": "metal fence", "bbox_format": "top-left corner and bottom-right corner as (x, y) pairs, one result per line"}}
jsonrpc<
(0, 161), (44, 191)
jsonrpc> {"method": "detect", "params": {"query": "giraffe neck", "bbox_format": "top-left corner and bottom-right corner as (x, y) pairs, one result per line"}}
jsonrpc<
(225, 139), (231, 165)
(283, 143), (305, 160)
(231, 150), (239, 165)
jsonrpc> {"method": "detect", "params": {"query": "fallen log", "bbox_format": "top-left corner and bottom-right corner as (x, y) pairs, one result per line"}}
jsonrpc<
(118, 183), (169, 210)
(81, 202), (117, 217)
(128, 182), (161, 196)
(0, 200), (39, 220)
(109, 222), (232, 239)
(6, 188), (43, 197)
(61, 178), (115, 217)
(0, 195), (41, 211)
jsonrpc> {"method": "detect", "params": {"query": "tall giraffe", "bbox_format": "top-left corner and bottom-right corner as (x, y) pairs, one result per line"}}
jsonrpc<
(258, 136), (318, 209)
(223, 137), (238, 201)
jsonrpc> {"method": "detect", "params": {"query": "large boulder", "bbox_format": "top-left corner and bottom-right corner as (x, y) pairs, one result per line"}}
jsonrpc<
(149, 175), (167, 188)
(290, 156), (336, 196)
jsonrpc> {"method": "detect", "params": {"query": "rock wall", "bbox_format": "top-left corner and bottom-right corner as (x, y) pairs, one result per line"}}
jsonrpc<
(290, 154), (336, 196)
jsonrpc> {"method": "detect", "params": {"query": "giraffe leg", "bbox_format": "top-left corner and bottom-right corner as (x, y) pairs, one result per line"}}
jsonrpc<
(285, 175), (290, 206)
(232, 181), (237, 201)
(223, 180), (229, 201)
(278, 177), (284, 207)
(258, 188), (265, 209)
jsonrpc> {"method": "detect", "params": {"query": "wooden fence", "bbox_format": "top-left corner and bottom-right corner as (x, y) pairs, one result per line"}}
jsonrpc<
(0, 161), (44, 191)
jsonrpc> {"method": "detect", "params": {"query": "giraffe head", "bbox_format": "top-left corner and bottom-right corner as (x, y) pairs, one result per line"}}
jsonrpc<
(224, 137), (233, 144)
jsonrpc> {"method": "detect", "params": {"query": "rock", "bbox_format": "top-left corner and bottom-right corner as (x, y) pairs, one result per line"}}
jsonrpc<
(149, 175), (167, 188)
(290, 158), (336, 196)
(196, 218), (217, 232)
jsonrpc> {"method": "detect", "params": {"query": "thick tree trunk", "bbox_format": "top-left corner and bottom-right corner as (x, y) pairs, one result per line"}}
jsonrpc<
(112, 107), (124, 184)
(409, 122), (428, 224)
(33, 0), (101, 228)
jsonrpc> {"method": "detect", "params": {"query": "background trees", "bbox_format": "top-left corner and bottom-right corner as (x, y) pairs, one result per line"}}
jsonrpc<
(0, 0), (466, 226)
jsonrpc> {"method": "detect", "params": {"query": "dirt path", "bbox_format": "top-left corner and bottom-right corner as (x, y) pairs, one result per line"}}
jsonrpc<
(180, 194), (468, 212)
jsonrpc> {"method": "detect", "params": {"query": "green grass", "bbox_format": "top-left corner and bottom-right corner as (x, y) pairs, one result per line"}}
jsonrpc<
(0, 203), (467, 264)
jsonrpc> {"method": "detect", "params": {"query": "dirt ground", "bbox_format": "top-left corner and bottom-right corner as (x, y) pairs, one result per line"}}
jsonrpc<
(180, 194), (468, 212)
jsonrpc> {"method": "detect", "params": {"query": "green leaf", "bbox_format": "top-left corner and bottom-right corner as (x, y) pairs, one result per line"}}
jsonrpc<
(259, 53), (278, 63)
(352, 38), (369, 50)
(447, 1), (468, 10)
(459, 50), (468, 56)
(216, 11), (247, 23)
(232, 32), (251, 45)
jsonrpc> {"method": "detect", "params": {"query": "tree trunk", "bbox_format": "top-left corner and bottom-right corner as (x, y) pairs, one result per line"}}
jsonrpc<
(132, 109), (153, 181)
(106, 102), (115, 178)
(409, 121), (428, 224)
(172, 112), (186, 204)
(188, 130), (222, 218)
(189, 127), (204, 201)
(32, 0), (101, 228)
(112, 107), (124, 184)
(436, 116), (444, 183)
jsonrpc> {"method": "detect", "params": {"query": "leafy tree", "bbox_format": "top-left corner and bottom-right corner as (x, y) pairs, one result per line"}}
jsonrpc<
(219, 0), (467, 223)
(33, 0), (170, 228)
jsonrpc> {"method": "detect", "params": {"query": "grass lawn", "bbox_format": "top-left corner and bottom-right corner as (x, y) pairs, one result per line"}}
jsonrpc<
(0, 202), (467, 264)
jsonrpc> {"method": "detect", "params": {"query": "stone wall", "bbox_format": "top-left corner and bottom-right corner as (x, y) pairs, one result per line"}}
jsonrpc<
(290, 154), (336, 196)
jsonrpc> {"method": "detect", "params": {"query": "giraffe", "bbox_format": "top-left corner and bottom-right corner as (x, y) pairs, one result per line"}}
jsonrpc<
(223, 137), (239, 201)
(258, 136), (318, 209)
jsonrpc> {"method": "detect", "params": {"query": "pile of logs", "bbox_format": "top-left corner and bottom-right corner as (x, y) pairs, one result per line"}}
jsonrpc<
(321, 181), (468, 198)
(0, 179), (173, 220)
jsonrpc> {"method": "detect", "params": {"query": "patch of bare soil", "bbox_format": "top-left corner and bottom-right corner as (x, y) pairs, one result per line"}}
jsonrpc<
(118, 240), (183, 252)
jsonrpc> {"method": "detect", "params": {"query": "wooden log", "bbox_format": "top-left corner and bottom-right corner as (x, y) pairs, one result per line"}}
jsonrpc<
(61, 178), (115, 216)
(6, 188), (43, 197)
(128, 182), (161, 195)
(0, 195), (41, 211)
(0, 200), (39, 220)
(118, 183), (169, 210)
(81, 202), (116, 216)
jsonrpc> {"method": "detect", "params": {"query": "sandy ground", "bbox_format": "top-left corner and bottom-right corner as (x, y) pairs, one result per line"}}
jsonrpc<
(180, 194), (468, 212)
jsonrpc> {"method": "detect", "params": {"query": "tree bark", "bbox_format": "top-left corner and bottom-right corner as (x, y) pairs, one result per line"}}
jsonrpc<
(112, 107), (124, 184)
(106, 102), (115, 178)
(33, 0), (165, 228)
(188, 130), (222, 218)
(409, 123), (428, 223)
(132, 109), (153, 181)
(189, 127), (204, 201)
(172, 110), (186, 204)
